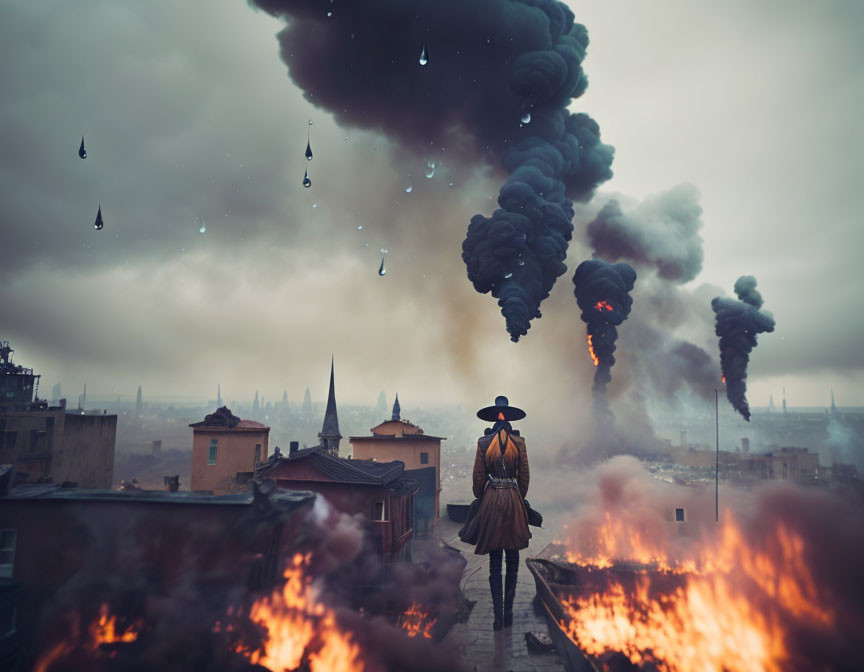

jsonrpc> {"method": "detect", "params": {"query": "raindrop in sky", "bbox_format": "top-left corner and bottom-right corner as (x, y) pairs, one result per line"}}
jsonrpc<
(78, 136), (86, 159)
(94, 205), (103, 231)
(418, 42), (429, 66)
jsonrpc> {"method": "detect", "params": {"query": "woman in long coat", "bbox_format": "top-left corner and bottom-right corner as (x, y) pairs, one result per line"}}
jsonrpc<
(459, 396), (531, 630)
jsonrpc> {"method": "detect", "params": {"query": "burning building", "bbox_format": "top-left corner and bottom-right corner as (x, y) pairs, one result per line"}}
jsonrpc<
(257, 444), (419, 562)
(349, 394), (444, 536)
(0, 340), (116, 489)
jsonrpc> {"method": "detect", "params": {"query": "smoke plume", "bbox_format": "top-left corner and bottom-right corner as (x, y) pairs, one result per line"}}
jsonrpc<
(572, 259), (636, 403)
(712, 276), (776, 420)
(248, 0), (614, 342)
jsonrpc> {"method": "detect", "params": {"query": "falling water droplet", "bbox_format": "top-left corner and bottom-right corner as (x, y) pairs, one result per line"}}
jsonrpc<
(448, 182), (454, 188)
(302, 168), (312, 188)
(312, 202), (318, 209)
(378, 256), (387, 276)
(94, 205), (104, 231)
(419, 42), (429, 66)
(327, 10), (332, 17)
(198, 216), (206, 233)
(78, 136), (86, 159)
(305, 140), (313, 161)
(521, 110), (531, 124)
(405, 185), (413, 193)
(357, 225), (363, 230)
(518, 259), (525, 266)
(425, 162), (436, 179)
(308, 119), (313, 126)
(504, 272), (513, 279)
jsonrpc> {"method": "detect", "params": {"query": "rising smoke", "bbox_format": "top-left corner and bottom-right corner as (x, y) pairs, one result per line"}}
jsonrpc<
(248, 0), (614, 342)
(572, 259), (636, 404)
(712, 276), (776, 421)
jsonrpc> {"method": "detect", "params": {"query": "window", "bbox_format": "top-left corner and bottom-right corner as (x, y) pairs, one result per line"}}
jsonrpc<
(0, 530), (16, 579)
(208, 438), (218, 465)
(420, 452), (429, 465)
(255, 443), (262, 464)
(373, 501), (387, 522)
(675, 508), (686, 522)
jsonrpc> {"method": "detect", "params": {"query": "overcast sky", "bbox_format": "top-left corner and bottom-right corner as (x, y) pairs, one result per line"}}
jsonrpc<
(1, 0), (862, 426)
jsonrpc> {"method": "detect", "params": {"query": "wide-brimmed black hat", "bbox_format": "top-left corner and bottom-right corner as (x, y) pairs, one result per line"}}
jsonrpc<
(476, 395), (526, 422)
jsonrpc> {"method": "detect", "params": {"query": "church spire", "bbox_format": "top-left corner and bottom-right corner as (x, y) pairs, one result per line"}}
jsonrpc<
(319, 357), (341, 456)
(392, 393), (401, 421)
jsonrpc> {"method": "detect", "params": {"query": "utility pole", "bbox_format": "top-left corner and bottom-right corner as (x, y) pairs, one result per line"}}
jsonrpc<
(715, 389), (720, 523)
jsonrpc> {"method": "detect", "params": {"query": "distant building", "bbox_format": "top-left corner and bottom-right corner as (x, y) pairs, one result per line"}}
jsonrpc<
(350, 394), (444, 536)
(376, 390), (387, 418)
(0, 341), (116, 489)
(189, 406), (269, 493)
(50, 383), (61, 403)
(318, 359), (342, 457)
(302, 387), (312, 415)
(217, 383), (222, 407)
(258, 444), (418, 561)
(135, 385), (143, 414)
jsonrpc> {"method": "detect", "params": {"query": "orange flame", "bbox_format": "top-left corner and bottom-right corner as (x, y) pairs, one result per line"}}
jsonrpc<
(721, 374), (726, 384)
(587, 335), (599, 367)
(236, 553), (364, 672)
(595, 300), (614, 312)
(559, 513), (835, 672)
(399, 602), (437, 639)
(91, 603), (139, 646)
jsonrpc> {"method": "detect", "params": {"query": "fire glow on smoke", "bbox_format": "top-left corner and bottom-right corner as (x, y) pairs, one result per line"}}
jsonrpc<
(399, 601), (438, 639)
(559, 513), (834, 672)
(587, 335), (599, 367)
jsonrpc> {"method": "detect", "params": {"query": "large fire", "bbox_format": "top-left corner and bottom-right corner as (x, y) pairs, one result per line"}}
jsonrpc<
(235, 553), (365, 672)
(587, 335), (599, 366)
(399, 601), (438, 639)
(559, 512), (835, 672)
(595, 300), (614, 312)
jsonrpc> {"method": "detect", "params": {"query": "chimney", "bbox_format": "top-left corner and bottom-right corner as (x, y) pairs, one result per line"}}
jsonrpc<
(289, 440), (299, 457)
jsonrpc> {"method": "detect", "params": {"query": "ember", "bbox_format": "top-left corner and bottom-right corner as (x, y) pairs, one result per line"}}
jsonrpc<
(594, 300), (614, 312)
(399, 601), (438, 639)
(559, 513), (835, 672)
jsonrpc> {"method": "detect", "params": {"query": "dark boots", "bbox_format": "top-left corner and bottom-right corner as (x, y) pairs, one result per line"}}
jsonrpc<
(504, 549), (519, 627)
(489, 574), (504, 630)
(504, 570), (517, 627)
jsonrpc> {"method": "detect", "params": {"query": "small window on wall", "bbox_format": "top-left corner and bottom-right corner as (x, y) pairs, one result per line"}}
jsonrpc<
(0, 530), (16, 579)
(420, 452), (429, 465)
(373, 501), (387, 522)
(255, 443), (262, 464)
(208, 439), (218, 465)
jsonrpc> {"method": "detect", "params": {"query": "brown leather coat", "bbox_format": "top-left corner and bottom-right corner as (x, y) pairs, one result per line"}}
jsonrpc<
(458, 429), (531, 555)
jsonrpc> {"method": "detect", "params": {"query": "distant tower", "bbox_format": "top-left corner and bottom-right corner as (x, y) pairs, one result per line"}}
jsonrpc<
(392, 393), (401, 421)
(282, 389), (288, 409)
(782, 386), (787, 415)
(318, 358), (342, 457)
(830, 389), (837, 417)
(768, 394), (775, 414)
(302, 387), (312, 415)
(136, 385), (143, 414)
(51, 382), (62, 402)
(376, 390), (387, 418)
(252, 390), (260, 418)
(79, 383), (87, 410)
(217, 383), (222, 407)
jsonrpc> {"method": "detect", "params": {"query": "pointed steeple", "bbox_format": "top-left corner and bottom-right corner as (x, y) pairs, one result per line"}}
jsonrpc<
(136, 385), (143, 414)
(252, 390), (260, 417)
(302, 386), (312, 414)
(319, 357), (342, 456)
(768, 393), (775, 414)
(392, 393), (401, 421)
(217, 383), (222, 407)
(782, 386), (787, 414)
(830, 388), (837, 416)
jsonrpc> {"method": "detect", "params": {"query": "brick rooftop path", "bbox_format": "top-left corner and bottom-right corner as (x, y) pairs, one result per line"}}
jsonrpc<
(436, 517), (566, 672)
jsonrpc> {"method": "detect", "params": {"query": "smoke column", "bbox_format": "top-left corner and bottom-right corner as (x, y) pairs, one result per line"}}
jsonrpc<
(572, 259), (636, 403)
(248, 0), (614, 341)
(711, 276), (775, 420)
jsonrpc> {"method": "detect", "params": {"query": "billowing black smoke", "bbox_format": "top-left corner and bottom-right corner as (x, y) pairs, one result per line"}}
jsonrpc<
(711, 276), (775, 420)
(572, 259), (636, 401)
(248, 0), (614, 342)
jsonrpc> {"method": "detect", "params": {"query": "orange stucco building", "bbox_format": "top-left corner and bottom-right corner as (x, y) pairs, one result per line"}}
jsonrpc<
(190, 407), (269, 493)
(349, 395), (444, 534)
